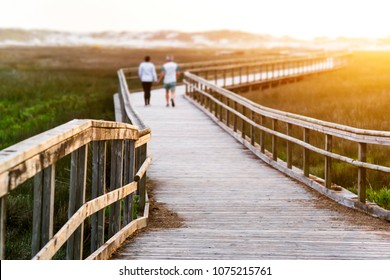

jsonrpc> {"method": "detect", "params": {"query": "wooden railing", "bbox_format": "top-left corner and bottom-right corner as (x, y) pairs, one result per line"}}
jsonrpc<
(0, 120), (151, 260)
(184, 52), (390, 221)
(188, 53), (348, 90)
(121, 50), (339, 85)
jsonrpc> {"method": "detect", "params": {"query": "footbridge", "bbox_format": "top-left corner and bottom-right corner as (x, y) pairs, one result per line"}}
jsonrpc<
(1, 51), (390, 260)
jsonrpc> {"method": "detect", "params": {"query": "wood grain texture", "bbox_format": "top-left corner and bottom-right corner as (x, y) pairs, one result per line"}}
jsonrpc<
(112, 86), (390, 260)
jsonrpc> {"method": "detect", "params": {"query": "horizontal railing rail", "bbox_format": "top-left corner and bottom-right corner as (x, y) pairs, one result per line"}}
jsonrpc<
(0, 120), (151, 259)
(189, 52), (349, 89)
(184, 52), (390, 221)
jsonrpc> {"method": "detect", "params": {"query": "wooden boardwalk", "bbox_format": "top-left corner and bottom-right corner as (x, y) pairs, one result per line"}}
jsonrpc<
(112, 85), (390, 260)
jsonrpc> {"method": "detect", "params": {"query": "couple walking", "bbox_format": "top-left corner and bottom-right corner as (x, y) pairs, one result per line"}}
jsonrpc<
(138, 55), (180, 107)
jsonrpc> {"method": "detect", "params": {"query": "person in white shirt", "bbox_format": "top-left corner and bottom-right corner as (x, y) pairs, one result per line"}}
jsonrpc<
(158, 55), (180, 107)
(138, 56), (157, 106)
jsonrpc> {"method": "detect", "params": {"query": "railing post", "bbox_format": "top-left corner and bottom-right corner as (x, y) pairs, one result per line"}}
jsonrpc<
(0, 196), (6, 259)
(303, 128), (310, 177)
(67, 145), (88, 260)
(242, 107), (246, 139)
(285, 62), (288, 77)
(218, 95), (223, 122)
(226, 98), (230, 128)
(223, 69), (226, 87)
(260, 116), (265, 153)
(91, 141), (106, 253)
(199, 83), (203, 103)
(272, 119), (277, 161)
(214, 91), (218, 117)
(123, 139), (136, 224)
(286, 123), (292, 169)
(233, 102), (238, 132)
(32, 165), (55, 257)
(198, 83), (202, 105)
(259, 64), (262, 81)
(205, 88), (210, 110)
(109, 140), (123, 238)
(250, 111), (255, 146)
(187, 78), (192, 97)
(358, 143), (367, 203)
(138, 143), (147, 212)
(325, 134), (333, 189)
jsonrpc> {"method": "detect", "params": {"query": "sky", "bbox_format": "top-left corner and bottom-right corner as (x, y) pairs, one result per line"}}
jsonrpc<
(1, 0), (389, 40)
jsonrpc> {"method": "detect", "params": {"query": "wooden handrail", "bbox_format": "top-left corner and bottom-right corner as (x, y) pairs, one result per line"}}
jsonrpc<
(185, 72), (390, 142)
(0, 120), (139, 196)
(0, 119), (152, 259)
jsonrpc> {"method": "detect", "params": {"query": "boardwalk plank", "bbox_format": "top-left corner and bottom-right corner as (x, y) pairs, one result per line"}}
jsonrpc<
(111, 86), (390, 260)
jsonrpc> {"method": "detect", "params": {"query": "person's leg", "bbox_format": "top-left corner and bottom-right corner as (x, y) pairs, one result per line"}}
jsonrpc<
(142, 82), (148, 105)
(145, 82), (152, 105)
(165, 89), (170, 106)
(170, 89), (175, 107)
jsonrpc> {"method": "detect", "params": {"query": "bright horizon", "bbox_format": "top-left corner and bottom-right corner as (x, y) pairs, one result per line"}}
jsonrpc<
(1, 0), (390, 40)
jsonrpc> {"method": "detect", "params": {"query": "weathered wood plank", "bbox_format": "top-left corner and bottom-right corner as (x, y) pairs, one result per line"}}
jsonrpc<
(0, 196), (5, 259)
(32, 171), (43, 256)
(109, 140), (123, 238)
(32, 165), (55, 256)
(67, 145), (87, 260)
(41, 165), (55, 247)
(358, 142), (367, 203)
(123, 140), (136, 226)
(91, 141), (106, 252)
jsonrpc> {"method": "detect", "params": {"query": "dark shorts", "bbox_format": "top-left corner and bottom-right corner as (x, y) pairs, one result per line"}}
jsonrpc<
(164, 82), (176, 91)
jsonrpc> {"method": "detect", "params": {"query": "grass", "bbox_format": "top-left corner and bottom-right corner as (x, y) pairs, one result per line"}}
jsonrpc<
(242, 51), (390, 208)
(0, 68), (116, 149)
